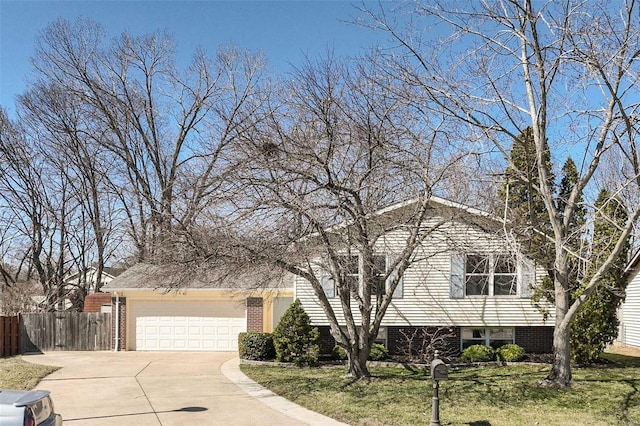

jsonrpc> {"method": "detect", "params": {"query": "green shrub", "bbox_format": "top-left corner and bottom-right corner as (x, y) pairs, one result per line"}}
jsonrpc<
(461, 344), (495, 362)
(368, 343), (389, 361)
(272, 299), (320, 366)
(238, 332), (275, 361)
(496, 344), (525, 362)
(332, 345), (347, 360)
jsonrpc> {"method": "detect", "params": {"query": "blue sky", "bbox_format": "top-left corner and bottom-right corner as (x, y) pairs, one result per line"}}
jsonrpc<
(0, 1), (386, 116)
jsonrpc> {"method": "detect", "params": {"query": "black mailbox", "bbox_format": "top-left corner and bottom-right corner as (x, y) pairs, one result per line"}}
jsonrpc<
(430, 358), (448, 380)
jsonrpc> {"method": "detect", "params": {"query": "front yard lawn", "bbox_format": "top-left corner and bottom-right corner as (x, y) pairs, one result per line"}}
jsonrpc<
(0, 357), (59, 390)
(240, 353), (640, 426)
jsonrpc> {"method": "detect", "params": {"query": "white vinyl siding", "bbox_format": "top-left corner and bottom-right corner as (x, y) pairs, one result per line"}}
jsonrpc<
(296, 216), (551, 328)
(620, 269), (640, 346)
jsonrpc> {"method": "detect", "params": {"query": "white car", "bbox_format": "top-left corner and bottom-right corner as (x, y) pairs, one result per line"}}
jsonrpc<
(0, 389), (62, 425)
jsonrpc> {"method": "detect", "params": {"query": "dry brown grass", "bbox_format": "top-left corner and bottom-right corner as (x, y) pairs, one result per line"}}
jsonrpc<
(0, 357), (59, 390)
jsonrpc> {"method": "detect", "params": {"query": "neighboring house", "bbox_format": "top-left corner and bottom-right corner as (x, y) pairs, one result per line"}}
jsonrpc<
(64, 266), (124, 293)
(619, 251), (640, 347)
(294, 197), (555, 355)
(101, 263), (293, 352)
(61, 266), (125, 309)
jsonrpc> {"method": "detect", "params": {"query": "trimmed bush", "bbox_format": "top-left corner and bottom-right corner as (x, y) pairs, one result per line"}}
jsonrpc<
(332, 345), (347, 360)
(272, 299), (320, 366)
(496, 344), (525, 362)
(461, 344), (496, 362)
(368, 343), (389, 361)
(238, 332), (275, 361)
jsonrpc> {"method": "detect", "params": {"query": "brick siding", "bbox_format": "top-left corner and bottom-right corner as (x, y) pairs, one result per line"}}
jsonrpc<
(83, 292), (112, 313)
(111, 297), (126, 351)
(515, 326), (554, 353)
(388, 326), (461, 357)
(316, 325), (553, 356)
(246, 297), (263, 332)
(318, 326), (336, 354)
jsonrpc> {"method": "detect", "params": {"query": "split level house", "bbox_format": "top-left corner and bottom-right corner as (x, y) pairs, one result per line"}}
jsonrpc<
(102, 196), (554, 354)
(294, 196), (554, 356)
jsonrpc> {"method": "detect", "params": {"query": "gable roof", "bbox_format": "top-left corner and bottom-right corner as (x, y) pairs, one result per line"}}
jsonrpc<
(103, 197), (498, 291)
(317, 195), (502, 239)
(101, 262), (293, 291)
(65, 266), (125, 283)
(378, 195), (497, 221)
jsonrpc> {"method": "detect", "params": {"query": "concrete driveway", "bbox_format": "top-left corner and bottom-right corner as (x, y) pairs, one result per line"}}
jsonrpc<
(23, 351), (342, 426)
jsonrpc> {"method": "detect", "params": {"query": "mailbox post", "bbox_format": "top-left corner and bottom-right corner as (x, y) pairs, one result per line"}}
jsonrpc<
(430, 351), (448, 426)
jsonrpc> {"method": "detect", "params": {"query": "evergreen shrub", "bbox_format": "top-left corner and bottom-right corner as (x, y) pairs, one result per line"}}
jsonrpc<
(238, 332), (275, 361)
(368, 343), (389, 361)
(272, 299), (320, 366)
(461, 344), (496, 362)
(496, 344), (525, 362)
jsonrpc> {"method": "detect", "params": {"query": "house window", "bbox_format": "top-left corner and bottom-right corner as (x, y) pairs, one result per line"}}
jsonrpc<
(341, 326), (388, 348)
(461, 328), (514, 350)
(375, 327), (388, 347)
(465, 254), (516, 296)
(321, 254), (403, 298)
(369, 255), (387, 296)
(341, 255), (360, 292)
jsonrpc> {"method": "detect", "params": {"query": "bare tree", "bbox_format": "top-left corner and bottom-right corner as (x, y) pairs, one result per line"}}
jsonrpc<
(363, 0), (640, 386)
(17, 83), (122, 303)
(215, 54), (466, 379)
(30, 18), (269, 261)
(0, 108), (75, 310)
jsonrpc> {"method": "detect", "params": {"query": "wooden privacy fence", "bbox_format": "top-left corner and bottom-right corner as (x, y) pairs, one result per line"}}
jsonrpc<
(1, 315), (20, 357)
(21, 312), (112, 353)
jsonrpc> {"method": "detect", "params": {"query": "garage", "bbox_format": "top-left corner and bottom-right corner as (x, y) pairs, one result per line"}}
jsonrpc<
(131, 300), (246, 351)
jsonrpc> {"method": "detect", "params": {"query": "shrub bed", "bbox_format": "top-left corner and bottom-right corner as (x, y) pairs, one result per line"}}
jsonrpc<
(238, 332), (276, 361)
(461, 344), (496, 362)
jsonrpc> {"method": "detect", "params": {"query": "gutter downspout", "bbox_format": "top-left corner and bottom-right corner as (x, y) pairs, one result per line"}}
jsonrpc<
(114, 292), (120, 352)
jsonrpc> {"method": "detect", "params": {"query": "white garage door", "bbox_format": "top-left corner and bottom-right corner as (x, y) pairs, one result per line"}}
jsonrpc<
(132, 301), (246, 351)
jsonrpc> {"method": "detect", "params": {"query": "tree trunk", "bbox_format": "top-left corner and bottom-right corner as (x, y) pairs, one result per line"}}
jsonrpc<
(545, 320), (571, 386)
(347, 347), (371, 379)
(545, 275), (572, 387)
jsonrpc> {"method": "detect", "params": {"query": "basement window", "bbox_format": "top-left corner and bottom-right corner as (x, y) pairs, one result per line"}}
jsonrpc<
(461, 328), (514, 350)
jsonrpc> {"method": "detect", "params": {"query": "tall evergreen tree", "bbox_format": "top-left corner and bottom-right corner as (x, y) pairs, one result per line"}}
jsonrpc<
(571, 189), (630, 364)
(557, 158), (587, 295)
(498, 127), (555, 270)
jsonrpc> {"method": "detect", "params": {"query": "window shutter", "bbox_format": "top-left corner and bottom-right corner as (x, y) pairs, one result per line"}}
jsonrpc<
(392, 274), (404, 298)
(518, 257), (535, 298)
(450, 253), (465, 299)
(387, 258), (404, 299)
(320, 274), (335, 298)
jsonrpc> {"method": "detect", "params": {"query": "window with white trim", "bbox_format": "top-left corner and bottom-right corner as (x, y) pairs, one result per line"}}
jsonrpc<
(369, 255), (388, 296)
(321, 254), (403, 298)
(465, 254), (517, 296)
(340, 326), (388, 348)
(461, 328), (515, 350)
(450, 253), (535, 299)
(341, 255), (360, 292)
